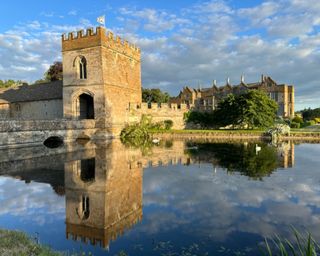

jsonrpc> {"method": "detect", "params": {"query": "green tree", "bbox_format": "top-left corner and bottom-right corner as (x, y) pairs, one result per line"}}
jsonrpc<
(301, 107), (320, 121)
(0, 79), (25, 88)
(142, 88), (170, 103)
(214, 90), (278, 129)
(45, 61), (63, 81)
(186, 142), (278, 180)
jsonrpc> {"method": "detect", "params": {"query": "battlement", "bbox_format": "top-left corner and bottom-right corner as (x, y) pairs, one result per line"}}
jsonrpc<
(66, 207), (142, 249)
(129, 102), (192, 111)
(62, 26), (140, 58)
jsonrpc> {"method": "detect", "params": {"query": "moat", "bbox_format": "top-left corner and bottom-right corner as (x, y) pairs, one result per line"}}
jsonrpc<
(0, 139), (319, 255)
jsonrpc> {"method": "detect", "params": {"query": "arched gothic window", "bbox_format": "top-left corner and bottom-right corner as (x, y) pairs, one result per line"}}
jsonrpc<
(79, 57), (87, 79)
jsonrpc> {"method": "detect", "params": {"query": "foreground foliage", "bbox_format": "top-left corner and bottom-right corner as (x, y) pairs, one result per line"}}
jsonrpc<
(262, 228), (320, 256)
(0, 229), (60, 256)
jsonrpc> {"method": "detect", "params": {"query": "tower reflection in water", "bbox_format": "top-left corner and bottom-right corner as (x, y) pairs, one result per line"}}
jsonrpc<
(64, 141), (143, 249)
(63, 140), (295, 249)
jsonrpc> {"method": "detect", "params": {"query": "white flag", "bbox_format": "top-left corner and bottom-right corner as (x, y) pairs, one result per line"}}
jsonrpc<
(97, 15), (105, 26)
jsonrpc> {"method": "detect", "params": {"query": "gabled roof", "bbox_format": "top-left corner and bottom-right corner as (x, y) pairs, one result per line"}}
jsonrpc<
(0, 80), (63, 103)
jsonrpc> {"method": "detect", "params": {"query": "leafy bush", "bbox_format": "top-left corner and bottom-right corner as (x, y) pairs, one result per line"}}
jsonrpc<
(266, 124), (290, 137)
(315, 117), (320, 123)
(292, 116), (303, 124)
(120, 115), (151, 140)
(290, 122), (300, 128)
(307, 120), (316, 126)
(164, 120), (173, 130)
(149, 119), (174, 130)
(184, 111), (215, 128)
(302, 120), (316, 128)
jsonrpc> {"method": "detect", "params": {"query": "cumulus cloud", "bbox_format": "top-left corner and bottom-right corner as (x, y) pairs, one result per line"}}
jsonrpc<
(0, 177), (65, 225)
(1, 0), (319, 109)
(138, 143), (320, 245)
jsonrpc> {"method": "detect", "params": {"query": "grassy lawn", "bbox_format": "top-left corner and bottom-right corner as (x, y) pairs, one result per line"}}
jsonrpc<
(150, 128), (320, 136)
(0, 229), (61, 256)
(149, 129), (266, 134)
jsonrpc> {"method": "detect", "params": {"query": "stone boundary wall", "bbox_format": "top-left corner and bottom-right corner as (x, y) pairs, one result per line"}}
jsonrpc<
(150, 131), (320, 141)
(0, 119), (95, 132)
(150, 131), (268, 140)
(129, 102), (191, 129)
(0, 120), (99, 149)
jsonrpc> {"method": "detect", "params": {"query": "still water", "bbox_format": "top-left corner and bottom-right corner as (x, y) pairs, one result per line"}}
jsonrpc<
(0, 139), (319, 255)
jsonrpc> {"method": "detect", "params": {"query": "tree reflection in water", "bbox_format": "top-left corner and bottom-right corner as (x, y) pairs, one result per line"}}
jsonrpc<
(186, 142), (278, 180)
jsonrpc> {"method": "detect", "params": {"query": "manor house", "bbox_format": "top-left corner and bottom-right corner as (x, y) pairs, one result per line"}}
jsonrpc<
(171, 75), (295, 118)
(0, 26), (294, 143)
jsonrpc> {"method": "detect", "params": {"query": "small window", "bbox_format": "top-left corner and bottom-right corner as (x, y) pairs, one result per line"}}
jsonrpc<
(81, 196), (90, 220)
(15, 103), (21, 111)
(79, 57), (87, 79)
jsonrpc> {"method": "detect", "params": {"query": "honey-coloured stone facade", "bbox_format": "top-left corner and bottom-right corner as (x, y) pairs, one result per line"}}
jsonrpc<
(62, 27), (142, 135)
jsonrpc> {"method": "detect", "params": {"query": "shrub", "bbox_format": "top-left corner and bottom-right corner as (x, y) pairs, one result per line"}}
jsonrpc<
(292, 116), (303, 124)
(266, 124), (290, 137)
(164, 120), (173, 130)
(314, 117), (320, 123)
(184, 111), (215, 128)
(302, 120), (316, 127)
(290, 122), (300, 128)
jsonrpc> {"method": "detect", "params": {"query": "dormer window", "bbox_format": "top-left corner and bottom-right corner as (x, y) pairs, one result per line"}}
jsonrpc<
(79, 57), (87, 79)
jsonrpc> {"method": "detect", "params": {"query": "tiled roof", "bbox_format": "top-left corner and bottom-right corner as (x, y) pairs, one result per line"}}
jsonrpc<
(0, 80), (63, 103)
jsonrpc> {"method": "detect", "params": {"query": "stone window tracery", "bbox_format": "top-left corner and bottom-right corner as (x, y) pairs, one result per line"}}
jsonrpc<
(79, 57), (87, 79)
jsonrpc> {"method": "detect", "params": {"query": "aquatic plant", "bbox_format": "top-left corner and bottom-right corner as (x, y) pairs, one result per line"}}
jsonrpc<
(261, 228), (320, 256)
(120, 115), (151, 140)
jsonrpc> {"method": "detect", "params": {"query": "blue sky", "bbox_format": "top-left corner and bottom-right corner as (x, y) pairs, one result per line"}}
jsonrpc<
(1, 0), (320, 110)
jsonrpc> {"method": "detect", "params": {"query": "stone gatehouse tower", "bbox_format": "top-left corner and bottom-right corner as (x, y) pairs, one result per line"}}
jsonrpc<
(62, 26), (142, 135)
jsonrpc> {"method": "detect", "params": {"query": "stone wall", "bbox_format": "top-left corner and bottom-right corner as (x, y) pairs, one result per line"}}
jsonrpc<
(11, 99), (63, 120)
(0, 103), (10, 119)
(129, 102), (189, 129)
(0, 99), (63, 120)
(0, 119), (100, 149)
(62, 26), (142, 136)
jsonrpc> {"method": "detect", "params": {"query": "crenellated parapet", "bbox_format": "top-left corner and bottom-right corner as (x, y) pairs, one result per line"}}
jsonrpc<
(129, 102), (192, 112)
(62, 26), (140, 60)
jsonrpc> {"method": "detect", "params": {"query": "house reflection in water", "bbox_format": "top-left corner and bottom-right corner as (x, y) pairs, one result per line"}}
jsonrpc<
(64, 141), (143, 249)
(277, 141), (295, 168)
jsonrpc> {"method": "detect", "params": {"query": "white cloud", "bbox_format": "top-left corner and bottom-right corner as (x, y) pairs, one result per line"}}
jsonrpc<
(138, 143), (320, 244)
(68, 10), (77, 16)
(0, 0), (319, 109)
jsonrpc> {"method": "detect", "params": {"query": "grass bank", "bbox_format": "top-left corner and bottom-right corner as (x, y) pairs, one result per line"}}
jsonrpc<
(0, 229), (60, 256)
(149, 129), (320, 141)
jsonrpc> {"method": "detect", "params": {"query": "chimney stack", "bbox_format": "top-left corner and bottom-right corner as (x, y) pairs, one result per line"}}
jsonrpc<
(241, 75), (245, 83)
(213, 79), (217, 87)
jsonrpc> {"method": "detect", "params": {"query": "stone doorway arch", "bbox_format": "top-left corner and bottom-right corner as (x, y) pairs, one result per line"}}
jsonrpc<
(72, 90), (95, 120)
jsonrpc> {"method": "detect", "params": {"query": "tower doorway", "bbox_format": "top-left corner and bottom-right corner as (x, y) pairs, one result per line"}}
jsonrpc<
(78, 93), (94, 119)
